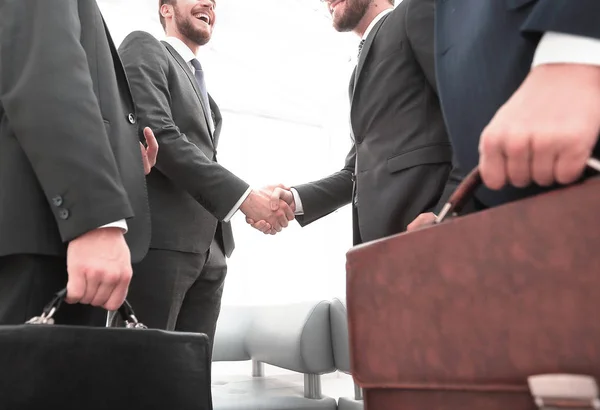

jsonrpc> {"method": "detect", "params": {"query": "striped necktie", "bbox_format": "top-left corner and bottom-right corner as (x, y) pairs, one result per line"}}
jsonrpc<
(357, 39), (366, 60)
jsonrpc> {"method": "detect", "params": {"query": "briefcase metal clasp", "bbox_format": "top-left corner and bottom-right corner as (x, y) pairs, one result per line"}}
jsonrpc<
(528, 374), (600, 409)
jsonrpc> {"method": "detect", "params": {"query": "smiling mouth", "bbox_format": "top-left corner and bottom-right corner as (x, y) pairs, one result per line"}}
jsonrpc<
(194, 12), (211, 25)
(329, 0), (345, 14)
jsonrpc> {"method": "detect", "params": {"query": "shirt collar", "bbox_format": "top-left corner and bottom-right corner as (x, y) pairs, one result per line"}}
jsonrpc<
(362, 8), (393, 40)
(163, 36), (197, 64)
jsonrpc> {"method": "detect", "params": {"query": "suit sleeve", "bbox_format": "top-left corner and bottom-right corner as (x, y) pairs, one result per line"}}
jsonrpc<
(521, 0), (600, 40)
(293, 144), (355, 227)
(0, 0), (133, 243)
(119, 31), (250, 221)
(405, 0), (437, 94)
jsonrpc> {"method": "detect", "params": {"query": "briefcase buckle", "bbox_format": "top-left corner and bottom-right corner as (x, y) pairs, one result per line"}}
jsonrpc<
(529, 374), (600, 409)
(125, 315), (147, 329)
(26, 307), (57, 325)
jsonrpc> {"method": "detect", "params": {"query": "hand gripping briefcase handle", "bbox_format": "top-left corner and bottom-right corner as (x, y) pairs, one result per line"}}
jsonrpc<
(434, 157), (600, 224)
(24, 288), (147, 329)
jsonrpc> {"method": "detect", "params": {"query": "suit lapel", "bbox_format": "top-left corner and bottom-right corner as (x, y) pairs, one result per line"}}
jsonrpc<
(349, 13), (390, 142)
(101, 18), (135, 111)
(162, 41), (215, 141)
(352, 14), (390, 101)
(208, 94), (222, 147)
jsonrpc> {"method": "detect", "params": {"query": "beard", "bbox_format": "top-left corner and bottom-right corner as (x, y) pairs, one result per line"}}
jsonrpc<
(174, 5), (211, 46)
(332, 0), (372, 32)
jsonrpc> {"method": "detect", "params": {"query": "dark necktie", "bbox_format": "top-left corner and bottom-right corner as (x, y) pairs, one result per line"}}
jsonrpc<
(357, 39), (366, 60)
(190, 58), (214, 131)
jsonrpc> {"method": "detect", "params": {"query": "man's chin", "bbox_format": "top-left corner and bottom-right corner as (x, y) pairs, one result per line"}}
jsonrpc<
(191, 31), (212, 46)
(332, 20), (353, 32)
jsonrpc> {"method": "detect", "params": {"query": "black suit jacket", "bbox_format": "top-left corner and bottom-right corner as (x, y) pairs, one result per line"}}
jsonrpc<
(436, 0), (600, 207)
(0, 0), (150, 262)
(119, 32), (249, 258)
(294, 0), (452, 244)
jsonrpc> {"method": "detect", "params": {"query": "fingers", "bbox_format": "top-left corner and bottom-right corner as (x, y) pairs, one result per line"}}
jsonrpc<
(252, 220), (272, 234)
(141, 127), (158, 175)
(528, 135), (556, 186)
(406, 212), (437, 232)
(140, 142), (150, 175)
(479, 125), (508, 190)
(246, 216), (274, 235)
(504, 136), (532, 188)
(280, 200), (295, 221)
(65, 265), (86, 304)
(79, 270), (101, 305)
(555, 148), (590, 185)
(144, 127), (159, 163)
(477, 65), (600, 190)
(269, 187), (295, 210)
(90, 282), (114, 308)
(103, 267), (132, 311)
(66, 228), (132, 312)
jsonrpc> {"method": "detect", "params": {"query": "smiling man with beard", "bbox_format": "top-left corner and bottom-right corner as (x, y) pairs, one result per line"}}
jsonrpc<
(249, 0), (455, 245)
(116, 0), (294, 347)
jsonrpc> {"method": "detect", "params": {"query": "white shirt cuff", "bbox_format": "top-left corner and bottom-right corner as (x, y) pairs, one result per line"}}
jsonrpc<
(99, 219), (128, 233)
(532, 32), (600, 68)
(223, 187), (252, 222)
(290, 188), (304, 215)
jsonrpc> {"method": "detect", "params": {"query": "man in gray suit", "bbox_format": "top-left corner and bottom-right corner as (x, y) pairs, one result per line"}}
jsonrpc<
(118, 0), (294, 341)
(249, 0), (452, 244)
(0, 0), (157, 325)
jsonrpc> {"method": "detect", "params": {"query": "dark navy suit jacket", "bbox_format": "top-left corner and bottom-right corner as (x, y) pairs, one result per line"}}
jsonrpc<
(435, 0), (600, 207)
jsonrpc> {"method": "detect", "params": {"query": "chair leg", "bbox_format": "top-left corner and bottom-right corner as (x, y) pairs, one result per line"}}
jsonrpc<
(252, 360), (264, 377)
(354, 383), (363, 400)
(304, 374), (322, 399)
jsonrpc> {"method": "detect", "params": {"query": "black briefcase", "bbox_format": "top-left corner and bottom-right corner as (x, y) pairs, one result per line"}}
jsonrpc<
(0, 289), (212, 409)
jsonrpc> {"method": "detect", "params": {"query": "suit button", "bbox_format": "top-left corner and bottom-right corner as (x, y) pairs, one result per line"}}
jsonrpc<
(127, 113), (136, 124)
(51, 195), (63, 207)
(58, 209), (70, 220)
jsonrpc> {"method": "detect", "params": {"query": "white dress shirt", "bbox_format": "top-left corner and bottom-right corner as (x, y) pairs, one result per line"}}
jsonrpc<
(533, 32), (600, 68)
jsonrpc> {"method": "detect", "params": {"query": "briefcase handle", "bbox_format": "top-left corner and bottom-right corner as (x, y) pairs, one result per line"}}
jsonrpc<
(25, 288), (147, 329)
(434, 158), (600, 224)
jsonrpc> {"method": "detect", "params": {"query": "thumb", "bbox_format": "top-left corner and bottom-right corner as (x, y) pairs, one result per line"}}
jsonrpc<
(270, 188), (283, 211)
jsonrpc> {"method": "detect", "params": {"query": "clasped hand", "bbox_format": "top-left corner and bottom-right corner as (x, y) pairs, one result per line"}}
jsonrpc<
(242, 185), (295, 235)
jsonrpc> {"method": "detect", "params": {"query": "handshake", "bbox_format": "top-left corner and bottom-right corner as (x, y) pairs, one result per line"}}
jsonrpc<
(239, 184), (297, 235)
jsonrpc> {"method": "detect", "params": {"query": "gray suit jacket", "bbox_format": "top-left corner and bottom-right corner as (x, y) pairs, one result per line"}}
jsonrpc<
(119, 31), (249, 257)
(0, 0), (150, 262)
(436, 0), (600, 207)
(294, 0), (452, 244)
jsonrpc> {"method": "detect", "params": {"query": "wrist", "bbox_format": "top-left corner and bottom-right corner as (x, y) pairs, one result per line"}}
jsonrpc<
(85, 227), (124, 239)
(239, 190), (257, 215)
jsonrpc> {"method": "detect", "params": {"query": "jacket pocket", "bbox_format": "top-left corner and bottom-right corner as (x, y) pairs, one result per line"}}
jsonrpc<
(387, 143), (452, 174)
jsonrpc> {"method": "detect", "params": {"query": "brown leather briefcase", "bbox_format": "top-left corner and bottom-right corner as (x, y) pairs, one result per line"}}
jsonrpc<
(346, 163), (600, 410)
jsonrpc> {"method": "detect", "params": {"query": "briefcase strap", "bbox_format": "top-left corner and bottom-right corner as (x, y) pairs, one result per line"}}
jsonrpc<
(435, 157), (600, 224)
(25, 288), (147, 329)
(529, 374), (600, 409)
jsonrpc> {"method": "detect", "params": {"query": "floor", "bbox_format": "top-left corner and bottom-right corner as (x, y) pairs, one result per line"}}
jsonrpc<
(212, 361), (357, 400)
